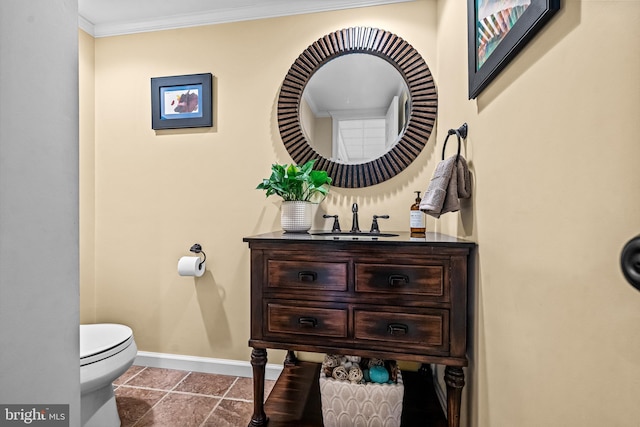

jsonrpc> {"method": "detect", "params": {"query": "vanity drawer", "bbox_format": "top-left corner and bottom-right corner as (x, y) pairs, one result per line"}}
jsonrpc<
(267, 259), (348, 291)
(355, 262), (447, 300)
(354, 309), (448, 351)
(266, 303), (348, 338)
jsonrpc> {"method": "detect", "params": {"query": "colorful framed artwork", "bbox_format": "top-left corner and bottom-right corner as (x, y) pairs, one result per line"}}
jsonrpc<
(467, 0), (560, 99)
(151, 73), (213, 130)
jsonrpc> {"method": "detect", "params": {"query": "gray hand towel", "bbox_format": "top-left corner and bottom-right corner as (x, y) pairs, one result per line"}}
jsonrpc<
(440, 161), (461, 216)
(440, 155), (472, 216)
(421, 155), (471, 218)
(419, 156), (457, 218)
(456, 156), (471, 199)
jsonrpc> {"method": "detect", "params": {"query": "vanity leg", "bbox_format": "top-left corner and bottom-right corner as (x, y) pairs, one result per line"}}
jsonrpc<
(249, 347), (268, 427)
(444, 366), (465, 427)
(284, 350), (298, 367)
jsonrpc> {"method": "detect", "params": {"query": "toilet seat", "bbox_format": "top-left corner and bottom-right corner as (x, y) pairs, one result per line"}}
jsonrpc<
(80, 324), (134, 366)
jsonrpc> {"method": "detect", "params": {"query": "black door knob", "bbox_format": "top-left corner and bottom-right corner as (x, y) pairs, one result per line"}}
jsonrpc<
(621, 235), (640, 291)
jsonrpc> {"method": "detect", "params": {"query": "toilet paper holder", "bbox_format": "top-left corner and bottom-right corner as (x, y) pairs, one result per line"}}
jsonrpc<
(189, 243), (206, 269)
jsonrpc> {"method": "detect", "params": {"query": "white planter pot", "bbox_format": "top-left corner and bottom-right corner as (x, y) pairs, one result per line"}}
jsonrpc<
(281, 201), (312, 233)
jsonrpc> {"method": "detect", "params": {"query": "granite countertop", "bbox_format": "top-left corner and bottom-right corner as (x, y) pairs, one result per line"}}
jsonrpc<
(243, 231), (476, 247)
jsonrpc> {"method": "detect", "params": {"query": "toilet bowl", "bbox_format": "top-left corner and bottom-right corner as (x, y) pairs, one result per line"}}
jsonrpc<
(80, 323), (137, 427)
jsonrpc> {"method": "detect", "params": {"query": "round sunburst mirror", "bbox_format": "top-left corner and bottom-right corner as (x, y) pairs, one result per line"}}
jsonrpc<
(277, 27), (437, 188)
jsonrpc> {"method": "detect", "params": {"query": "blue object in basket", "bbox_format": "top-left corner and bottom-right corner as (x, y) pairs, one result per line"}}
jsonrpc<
(369, 365), (389, 383)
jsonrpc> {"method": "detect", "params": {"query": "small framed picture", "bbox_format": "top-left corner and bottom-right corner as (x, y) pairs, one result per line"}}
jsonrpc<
(151, 73), (213, 130)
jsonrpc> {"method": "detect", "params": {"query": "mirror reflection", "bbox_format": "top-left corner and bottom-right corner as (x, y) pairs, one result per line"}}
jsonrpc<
(300, 54), (410, 165)
(277, 26), (437, 188)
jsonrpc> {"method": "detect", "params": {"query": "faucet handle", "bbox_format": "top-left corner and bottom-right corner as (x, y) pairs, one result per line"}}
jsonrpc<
(370, 215), (389, 233)
(323, 214), (341, 232)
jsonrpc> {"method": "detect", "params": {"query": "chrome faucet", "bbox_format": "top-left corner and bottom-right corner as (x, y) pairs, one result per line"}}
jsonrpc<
(350, 203), (360, 233)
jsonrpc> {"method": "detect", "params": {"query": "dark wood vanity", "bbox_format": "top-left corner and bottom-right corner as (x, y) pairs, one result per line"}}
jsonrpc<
(244, 231), (475, 427)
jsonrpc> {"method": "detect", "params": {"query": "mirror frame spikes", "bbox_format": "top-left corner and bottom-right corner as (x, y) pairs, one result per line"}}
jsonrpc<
(278, 27), (437, 188)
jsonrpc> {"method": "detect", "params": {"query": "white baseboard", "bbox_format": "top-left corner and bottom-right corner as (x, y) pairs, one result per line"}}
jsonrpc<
(134, 351), (283, 381)
(432, 365), (447, 414)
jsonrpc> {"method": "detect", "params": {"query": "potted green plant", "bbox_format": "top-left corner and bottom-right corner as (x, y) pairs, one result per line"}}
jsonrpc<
(257, 159), (332, 232)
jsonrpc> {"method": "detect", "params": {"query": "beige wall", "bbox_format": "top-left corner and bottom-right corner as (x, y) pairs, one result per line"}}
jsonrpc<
(436, 0), (640, 426)
(313, 117), (333, 159)
(80, 0), (640, 425)
(86, 1), (438, 359)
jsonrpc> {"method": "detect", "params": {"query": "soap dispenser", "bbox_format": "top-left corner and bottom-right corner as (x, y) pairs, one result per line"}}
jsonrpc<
(410, 191), (426, 236)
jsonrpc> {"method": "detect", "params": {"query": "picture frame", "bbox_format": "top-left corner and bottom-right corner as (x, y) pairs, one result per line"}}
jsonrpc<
(151, 73), (213, 130)
(467, 0), (560, 99)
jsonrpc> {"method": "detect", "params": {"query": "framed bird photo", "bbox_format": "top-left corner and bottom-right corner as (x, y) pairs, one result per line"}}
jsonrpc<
(151, 73), (213, 130)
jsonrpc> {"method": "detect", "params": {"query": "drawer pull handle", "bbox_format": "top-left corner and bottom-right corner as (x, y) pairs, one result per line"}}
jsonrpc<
(298, 317), (318, 328)
(298, 271), (318, 282)
(388, 274), (409, 287)
(387, 323), (409, 335)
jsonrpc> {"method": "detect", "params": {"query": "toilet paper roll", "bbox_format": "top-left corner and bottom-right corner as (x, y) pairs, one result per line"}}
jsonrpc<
(177, 256), (205, 277)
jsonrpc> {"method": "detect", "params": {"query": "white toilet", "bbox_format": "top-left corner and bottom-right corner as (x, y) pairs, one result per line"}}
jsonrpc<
(80, 323), (137, 427)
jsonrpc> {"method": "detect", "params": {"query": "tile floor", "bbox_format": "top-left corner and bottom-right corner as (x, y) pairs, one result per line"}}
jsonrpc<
(114, 365), (275, 427)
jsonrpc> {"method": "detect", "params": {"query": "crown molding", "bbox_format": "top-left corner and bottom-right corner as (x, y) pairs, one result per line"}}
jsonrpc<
(80, 0), (414, 38)
(78, 15), (94, 35)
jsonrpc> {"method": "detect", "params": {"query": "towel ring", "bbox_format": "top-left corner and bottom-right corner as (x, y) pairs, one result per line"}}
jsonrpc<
(442, 123), (468, 161)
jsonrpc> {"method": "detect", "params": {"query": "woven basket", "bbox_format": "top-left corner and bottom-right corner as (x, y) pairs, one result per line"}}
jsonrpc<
(319, 370), (404, 427)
